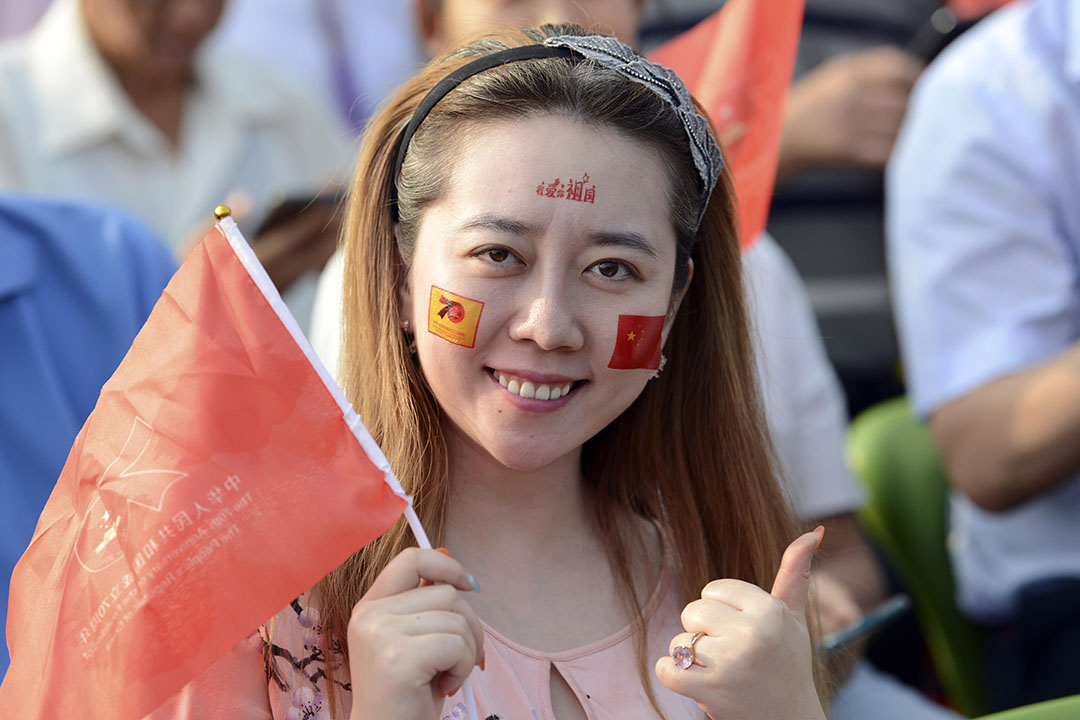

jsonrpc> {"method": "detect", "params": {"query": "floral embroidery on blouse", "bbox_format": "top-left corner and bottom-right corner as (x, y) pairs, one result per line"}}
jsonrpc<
(259, 595), (351, 719)
(260, 594), (509, 720)
(442, 705), (502, 720)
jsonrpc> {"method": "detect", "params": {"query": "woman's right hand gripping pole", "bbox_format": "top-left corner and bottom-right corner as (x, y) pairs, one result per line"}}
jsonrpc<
(347, 548), (485, 720)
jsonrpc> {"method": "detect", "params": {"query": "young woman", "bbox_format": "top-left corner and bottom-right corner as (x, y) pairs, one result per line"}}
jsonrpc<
(158, 23), (826, 720)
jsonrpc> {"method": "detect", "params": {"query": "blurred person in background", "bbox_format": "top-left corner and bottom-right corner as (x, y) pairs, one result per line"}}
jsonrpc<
(0, 193), (176, 678)
(305, 2), (961, 717)
(414, 0), (644, 49)
(765, 0), (930, 418)
(211, 0), (422, 136)
(0, 0), (349, 330)
(889, 0), (1080, 710)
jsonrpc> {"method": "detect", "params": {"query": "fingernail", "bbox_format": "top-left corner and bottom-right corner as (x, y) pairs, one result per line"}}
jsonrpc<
(435, 547), (450, 556)
(480, 650), (486, 672)
(468, 573), (482, 593)
(813, 525), (825, 551)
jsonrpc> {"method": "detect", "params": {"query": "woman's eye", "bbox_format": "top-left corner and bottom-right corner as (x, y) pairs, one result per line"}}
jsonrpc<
(472, 246), (522, 270)
(597, 261), (619, 277)
(589, 260), (634, 280)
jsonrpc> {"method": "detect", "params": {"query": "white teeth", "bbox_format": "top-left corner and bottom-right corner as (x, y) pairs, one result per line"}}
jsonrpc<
(493, 371), (574, 401)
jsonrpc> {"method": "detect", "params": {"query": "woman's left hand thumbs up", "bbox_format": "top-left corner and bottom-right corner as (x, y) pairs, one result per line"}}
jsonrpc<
(656, 527), (827, 720)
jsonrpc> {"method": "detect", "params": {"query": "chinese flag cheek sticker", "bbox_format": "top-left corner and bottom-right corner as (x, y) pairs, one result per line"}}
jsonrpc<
(428, 285), (484, 348)
(608, 314), (666, 370)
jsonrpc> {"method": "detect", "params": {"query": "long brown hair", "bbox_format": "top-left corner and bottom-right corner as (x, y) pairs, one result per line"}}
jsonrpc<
(318, 23), (805, 715)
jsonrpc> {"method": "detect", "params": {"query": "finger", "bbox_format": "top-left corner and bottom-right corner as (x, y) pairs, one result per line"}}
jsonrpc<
(419, 547), (451, 587)
(770, 526), (825, 616)
(666, 632), (718, 670)
(375, 583), (473, 615)
(380, 585), (485, 666)
(427, 633), (482, 696)
(367, 547), (478, 600)
(655, 654), (705, 698)
(698, 578), (770, 610)
(396, 609), (481, 675)
(680, 596), (742, 636)
(389, 632), (476, 695)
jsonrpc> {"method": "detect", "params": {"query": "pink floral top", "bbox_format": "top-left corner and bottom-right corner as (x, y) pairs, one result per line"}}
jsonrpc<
(151, 561), (702, 720)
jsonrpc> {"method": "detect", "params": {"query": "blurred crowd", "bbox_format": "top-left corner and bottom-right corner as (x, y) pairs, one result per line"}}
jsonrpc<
(2, 0), (1077, 717)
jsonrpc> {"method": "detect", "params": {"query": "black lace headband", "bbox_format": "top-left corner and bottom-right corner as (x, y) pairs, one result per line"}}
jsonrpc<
(390, 34), (724, 229)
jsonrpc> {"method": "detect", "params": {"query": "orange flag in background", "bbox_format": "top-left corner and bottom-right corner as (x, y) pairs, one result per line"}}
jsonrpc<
(648, 0), (806, 250)
(0, 217), (410, 719)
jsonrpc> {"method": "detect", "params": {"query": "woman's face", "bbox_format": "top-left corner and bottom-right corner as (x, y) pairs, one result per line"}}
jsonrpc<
(401, 114), (686, 472)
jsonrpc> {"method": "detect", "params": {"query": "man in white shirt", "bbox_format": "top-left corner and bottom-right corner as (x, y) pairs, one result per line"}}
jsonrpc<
(888, 0), (1080, 709)
(0, 0), (350, 328)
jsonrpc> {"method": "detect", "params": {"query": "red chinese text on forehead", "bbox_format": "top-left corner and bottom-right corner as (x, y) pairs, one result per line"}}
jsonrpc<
(608, 314), (665, 370)
(536, 174), (596, 204)
(427, 285), (485, 348)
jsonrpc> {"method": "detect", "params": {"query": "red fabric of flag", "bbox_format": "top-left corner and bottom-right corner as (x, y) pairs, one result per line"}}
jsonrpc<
(947, 0), (1013, 20)
(648, 0), (805, 250)
(608, 314), (666, 370)
(0, 218), (408, 720)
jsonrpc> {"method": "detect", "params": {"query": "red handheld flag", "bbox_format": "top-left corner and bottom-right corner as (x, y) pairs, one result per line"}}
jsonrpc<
(648, 0), (805, 250)
(0, 217), (409, 720)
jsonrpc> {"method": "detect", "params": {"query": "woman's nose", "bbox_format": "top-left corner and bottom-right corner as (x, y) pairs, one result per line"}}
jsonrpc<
(509, 282), (585, 352)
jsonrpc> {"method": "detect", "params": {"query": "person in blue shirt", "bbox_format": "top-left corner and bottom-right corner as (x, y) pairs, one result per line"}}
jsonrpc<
(0, 193), (176, 676)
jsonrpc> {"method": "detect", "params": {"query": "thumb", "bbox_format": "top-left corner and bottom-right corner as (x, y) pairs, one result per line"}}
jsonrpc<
(769, 526), (825, 617)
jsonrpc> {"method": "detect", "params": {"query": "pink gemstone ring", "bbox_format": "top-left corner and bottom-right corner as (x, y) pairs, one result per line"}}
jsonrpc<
(671, 631), (704, 670)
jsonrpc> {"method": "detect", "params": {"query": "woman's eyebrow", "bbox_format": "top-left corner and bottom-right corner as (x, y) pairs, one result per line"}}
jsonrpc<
(458, 214), (659, 258)
(587, 230), (659, 258)
(459, 214), (536, 237)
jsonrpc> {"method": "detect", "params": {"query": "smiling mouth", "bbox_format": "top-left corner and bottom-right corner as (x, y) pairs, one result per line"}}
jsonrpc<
(488, 369), (582, 401)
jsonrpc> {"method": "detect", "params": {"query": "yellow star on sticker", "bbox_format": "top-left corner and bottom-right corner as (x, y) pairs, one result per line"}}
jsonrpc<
(627, 331), (636, 341)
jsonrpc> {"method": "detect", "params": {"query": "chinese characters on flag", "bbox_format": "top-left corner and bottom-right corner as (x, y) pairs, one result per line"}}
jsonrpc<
(608, 314), (666, 370)
(0, 217), (410, 720)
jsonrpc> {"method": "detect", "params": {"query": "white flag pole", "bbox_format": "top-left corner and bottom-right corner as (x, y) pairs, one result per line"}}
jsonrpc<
(219, 210), (481, 720)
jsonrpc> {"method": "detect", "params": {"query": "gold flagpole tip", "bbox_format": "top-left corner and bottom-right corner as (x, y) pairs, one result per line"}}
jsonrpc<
(213, 205), (232, 220)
